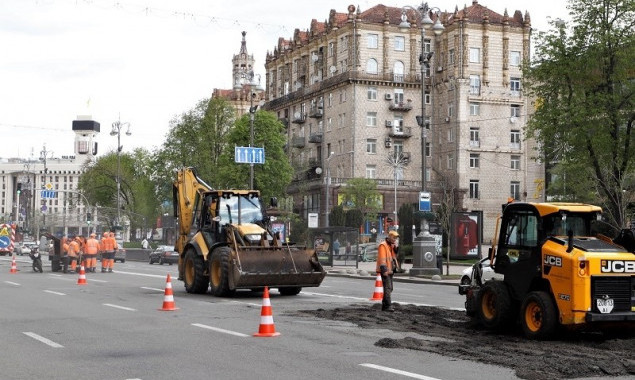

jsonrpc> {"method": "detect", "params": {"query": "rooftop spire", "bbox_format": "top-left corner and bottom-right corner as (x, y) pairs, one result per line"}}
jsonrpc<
(240, 31), (248, 55)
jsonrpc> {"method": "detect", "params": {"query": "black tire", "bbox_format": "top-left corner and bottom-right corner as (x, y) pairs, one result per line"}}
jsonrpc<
(149, 257), (154, 264)
(209, 246), (234, 297)
(460, 275), (471, 286)
(183, 248), (208, 294)
(477, 281), (514, 330)
(159, 258), (164, 265)
(521, 291), (558, 340)
(278, 287), (302, 296)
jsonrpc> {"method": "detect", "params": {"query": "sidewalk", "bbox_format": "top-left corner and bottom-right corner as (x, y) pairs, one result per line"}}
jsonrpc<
(325, 260), (469, 287)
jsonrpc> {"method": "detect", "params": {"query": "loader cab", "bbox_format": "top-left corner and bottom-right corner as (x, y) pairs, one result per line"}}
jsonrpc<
(199, 191), (266, 246)
(493, 203), (542, 300)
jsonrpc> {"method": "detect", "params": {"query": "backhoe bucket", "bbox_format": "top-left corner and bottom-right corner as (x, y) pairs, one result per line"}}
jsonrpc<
(231, 246), (326, 289)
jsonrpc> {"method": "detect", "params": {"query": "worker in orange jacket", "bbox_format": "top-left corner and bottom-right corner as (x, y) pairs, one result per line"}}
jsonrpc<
(67, 236), (81, 273)
(376, 230), (400, 312)
(61, 236), (70, 273)
(85, 233), (100, 273)
(100, 232), (108, 272)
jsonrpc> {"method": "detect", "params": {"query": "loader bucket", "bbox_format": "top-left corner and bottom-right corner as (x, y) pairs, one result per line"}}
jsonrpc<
(230, 245), (326, 289)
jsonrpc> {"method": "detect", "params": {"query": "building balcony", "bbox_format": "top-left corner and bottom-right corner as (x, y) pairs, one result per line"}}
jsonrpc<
(292, 113), (306, 124)
(389, 127), (412, 138)
(308, 132), (323, 143)
(389, 102), (413, 112)
(291, 135), (305, 148)
(309, 108), (323, 118)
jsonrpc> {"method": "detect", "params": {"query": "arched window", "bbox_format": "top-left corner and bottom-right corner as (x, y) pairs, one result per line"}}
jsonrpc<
(393, 61), (404, 82)
(366, 58), (378, 74)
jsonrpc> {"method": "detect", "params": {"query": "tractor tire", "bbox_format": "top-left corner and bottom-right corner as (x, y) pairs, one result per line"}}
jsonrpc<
(209, 247), (234, 297)
(278, 286), (302, 296)
(183, 248), (208, 294)
(148, 257), (154, 264)
(521, 291), (558, 340)
(477, 281), (514, 330)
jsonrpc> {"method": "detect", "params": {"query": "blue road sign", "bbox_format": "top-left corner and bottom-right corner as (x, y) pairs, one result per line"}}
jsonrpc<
(235, 146), (265, 164)
(419, 191), (431, 212)
(40, 190), (57, 199)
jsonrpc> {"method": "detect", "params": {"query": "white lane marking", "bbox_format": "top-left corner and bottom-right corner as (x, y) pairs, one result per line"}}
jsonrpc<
(23, 332), (64, 348)
(359, 363), (442, 380)
(229, 300), (261, 307)
(303, 291), (464, 311)
(115, 270), (172, 279)
(44, 290), (66, 296)
(192, 323), (249, 337)
(103, 303), (136, 311)
(88, 278), (108, 283)
(4, 281), (20, 286)
(141, 286), (164, 292)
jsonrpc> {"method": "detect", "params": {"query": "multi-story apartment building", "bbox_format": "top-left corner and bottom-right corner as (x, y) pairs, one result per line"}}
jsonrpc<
(0, 118), (100, 238)
(263, 1), (544, 239)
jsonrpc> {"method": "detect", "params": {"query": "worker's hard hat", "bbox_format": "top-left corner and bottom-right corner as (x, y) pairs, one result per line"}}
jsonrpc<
(90, 233), (96, 237)
(388, 230), (399, 238)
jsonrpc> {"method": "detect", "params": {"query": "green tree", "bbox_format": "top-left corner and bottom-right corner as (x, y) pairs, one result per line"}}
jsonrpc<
(216, 110), (292, 200)
(79, 148), (159, 232)
(338, 178), (382, 226)
(345, 208), (364, 229)
(329, 204), (346, 227)
(153, 96), (236, 205)
(524, 0), (635, 228)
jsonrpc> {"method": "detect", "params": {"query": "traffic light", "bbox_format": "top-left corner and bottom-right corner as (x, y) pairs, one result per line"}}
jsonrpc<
(16, 183), (21, 195)
(86, 212), (92, 225)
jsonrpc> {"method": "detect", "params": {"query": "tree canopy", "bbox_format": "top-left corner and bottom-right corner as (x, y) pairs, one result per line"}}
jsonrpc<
(524, 0), (635, 228)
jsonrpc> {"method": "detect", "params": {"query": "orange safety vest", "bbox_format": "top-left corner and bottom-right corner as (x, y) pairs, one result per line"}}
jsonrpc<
(376, 239), (396, 274)
(68, 240), (80, 257)
(102, 237), (114, 251)
(85, 238), (99, 255)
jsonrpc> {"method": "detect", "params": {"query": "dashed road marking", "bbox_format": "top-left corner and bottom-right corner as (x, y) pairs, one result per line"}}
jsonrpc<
(359, 363), (441, 380)
(4, 281), (20, 286)
(44, 290), (66, 296)
(141, 286), (164, 292)
(192, 323), (249, 337)
(23, 332), (64, 348)
(103, 303), (136, 311)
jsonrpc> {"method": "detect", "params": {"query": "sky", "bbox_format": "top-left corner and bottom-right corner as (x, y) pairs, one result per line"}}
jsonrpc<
(0, 0), (570, 161)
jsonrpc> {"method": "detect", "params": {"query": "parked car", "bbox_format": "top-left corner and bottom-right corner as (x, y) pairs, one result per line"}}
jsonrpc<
(19, 241), (37, 255)
(149, 245), (179, 265)
(114, 247), (126, 263)
(457, 257), (503, 294)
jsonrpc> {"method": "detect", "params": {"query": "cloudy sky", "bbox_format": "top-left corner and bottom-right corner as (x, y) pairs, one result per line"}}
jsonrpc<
(0, 0), (569, 160)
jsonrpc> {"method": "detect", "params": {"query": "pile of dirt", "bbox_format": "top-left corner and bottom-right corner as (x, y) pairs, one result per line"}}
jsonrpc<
(291, 304), (635, 380)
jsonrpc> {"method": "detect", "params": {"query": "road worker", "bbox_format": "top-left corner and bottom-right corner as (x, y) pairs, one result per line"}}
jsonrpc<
(376, 230), (400, 312)
(85, 233), (100, 273)
(108, 232), (118, 273)
(100, 232), (109, 272)
(61, 235), (70, 273)
(67, 236), (80, 273)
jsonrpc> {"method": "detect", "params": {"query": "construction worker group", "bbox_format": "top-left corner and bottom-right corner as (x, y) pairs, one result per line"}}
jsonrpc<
(61, 232), (118, 273)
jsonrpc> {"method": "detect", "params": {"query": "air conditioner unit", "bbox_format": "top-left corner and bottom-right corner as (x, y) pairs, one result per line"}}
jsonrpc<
(385, 93), (393, 100)
(384, 137), (392, 148)
(385, 120), (393, 127)
(510, 117), (518, 124)
(392, 126), (403, 135)
(437, 66), (443, 72)
(445, 117), (451, 123)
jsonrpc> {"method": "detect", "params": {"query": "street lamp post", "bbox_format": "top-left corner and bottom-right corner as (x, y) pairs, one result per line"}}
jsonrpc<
(110, 118), (131, 232)
(400, 2), (444, 195)
(235, 71), (264, 189)
(324, 151), (335, 227)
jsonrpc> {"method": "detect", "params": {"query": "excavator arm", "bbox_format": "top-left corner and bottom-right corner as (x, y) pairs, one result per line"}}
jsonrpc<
(173, 167), (214, 254)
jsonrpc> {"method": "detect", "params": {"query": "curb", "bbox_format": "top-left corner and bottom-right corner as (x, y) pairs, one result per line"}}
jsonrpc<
(326, 270), (459, 287)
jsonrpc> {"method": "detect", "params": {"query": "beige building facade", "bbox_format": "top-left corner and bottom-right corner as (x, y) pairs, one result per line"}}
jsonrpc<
(263, 1), (544, 240)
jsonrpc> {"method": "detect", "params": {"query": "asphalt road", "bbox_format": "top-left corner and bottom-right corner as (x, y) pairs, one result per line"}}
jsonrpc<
(2, 257), (518, 380)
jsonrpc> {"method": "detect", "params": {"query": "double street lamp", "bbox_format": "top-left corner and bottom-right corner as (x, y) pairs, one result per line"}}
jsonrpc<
(400, 2), (444, 194)
(234, 71), (264, 189)
(110, 119), (131, 231)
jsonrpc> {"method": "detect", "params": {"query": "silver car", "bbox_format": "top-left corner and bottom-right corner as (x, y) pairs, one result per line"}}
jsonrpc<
(458, 257), (503, 294)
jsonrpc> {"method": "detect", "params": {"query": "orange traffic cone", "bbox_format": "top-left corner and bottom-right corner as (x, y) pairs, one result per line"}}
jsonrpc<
(76, 265), (87, 285)
(253, 286), (280, 337)
(9, 255), (17, 273)
(158, 274), (179, 311)
(369, 274), (384, 301)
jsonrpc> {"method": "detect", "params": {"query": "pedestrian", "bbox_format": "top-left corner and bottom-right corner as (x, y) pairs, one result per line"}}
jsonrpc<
(141, 238), (148, 249)
(85, 233), (100, 273)
(376, 230), (400, 312)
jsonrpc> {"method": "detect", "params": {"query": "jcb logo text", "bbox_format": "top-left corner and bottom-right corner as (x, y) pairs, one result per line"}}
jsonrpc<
(544, 255), (562, 267)
(600, 260), (635, 273)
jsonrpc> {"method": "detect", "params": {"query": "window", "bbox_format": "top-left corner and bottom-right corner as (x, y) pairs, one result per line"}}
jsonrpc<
(340, 90), (347, 103)
(366, 139), (377, 154)
(469, 75), (480, 95)
(424, 39), (431, 53)
(511, 130), (521, 149)
(327, 117), (332, 131)
(469, 153), (480, 168)
(510, 77), (521, 95)
(367, 86), (377, 100)
(469, 180), (479, 199)
(394, 36), (405, 51)
(469, 47), (480, 63)
(425, 92), (431, 104)
(366, 165), (376, 179)
(470, 127), (480, 147)
(393, 115), (404, 133)
(447, 127), (454, 142)
(469, 102), (480, 116)
(366, 58), (378, 74)
(510, 181), (521, 200)
(511, 155), (520, 170)
(328, 42), (334, 57)
(511, 104), (521, 118)
(367, 34), (378, 49)
(448, 102), (454, 117)
(366, 112), (377, 127)
(447, 153), (454, 170)
(449, 49), (455, 64)
(510, 51), (521, 66)
(394, 89), (404, 104)
(425, 141), (430, 157)
(393, 61), (404, 82)
(328, 93), (333, 107)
